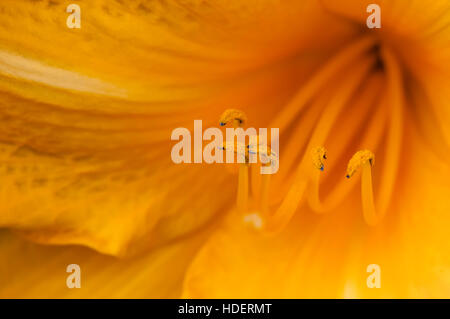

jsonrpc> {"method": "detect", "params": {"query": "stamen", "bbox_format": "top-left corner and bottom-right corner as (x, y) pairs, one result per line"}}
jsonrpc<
(307, 146), (340, 214)
(346, 150), (378, 225)
(247, 137), (278, 215)
(219, 109), (247, 128)
(220, 141), (250, 212)
(311, 146), (327, 171)
(250, 162), (262, 202)
(219, 109), (249, 213)
(237, 163), (249, 212)
(248, 142), (279, 173)
(259, 174), (271, 215)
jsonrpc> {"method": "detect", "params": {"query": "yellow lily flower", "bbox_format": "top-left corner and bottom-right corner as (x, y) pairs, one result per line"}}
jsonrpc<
(0, 0), (449, 298)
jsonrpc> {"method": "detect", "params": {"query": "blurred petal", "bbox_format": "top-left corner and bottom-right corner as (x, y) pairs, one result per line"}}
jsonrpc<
(0, 227), (211, 298)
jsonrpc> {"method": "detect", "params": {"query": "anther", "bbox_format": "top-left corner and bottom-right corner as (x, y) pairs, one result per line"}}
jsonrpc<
(247, 139), (279, 174)
(219, 109), (247, 128)
(346, 150), (374, 179)
(219, 109), (250, 213)
(311, 146), (327, 171)
(220, 141), (249, 164)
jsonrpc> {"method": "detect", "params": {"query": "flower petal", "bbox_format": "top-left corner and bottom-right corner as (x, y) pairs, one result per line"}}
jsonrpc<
(0, 228), (210, 298)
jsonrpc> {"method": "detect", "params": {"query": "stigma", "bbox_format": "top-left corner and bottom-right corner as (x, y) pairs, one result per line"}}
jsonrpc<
(346, 150), (381, 226)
